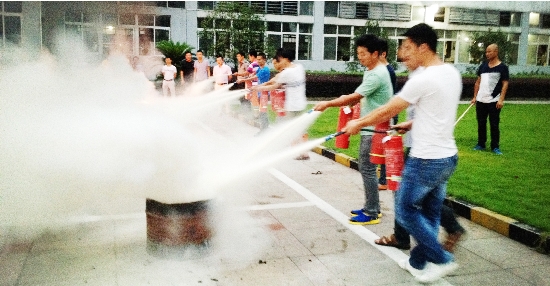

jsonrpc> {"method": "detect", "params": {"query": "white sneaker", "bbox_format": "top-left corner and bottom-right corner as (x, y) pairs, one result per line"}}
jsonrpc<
(398, 259), (425, 279)
(416, 261), (458, 283)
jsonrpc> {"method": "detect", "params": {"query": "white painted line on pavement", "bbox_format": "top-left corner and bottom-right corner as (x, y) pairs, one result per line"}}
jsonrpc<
(269, 168), (454, 286)
(248, 201), (316, 211)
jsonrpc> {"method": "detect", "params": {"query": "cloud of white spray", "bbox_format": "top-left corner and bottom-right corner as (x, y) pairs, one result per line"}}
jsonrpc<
(0, 35), (322, 267)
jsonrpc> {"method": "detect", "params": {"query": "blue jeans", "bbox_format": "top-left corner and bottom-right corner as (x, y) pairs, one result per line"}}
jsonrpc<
(358, 135), (379, 217)
(395, 154), (458, 270)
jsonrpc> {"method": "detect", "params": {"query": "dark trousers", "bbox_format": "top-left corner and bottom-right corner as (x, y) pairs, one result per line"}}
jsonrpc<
(393, 147), (465, 245)
(476, 101), (501, 150)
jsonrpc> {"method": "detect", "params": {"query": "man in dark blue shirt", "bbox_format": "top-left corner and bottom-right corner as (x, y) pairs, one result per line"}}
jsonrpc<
(471, 43), (509, 155)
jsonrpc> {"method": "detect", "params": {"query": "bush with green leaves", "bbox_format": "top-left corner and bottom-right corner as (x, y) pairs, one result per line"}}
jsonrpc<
(469, 29), (513, 64)
(155, 40), (194, 74)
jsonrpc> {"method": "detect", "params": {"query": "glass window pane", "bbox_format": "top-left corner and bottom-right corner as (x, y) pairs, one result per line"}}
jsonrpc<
(527, 45), (537, 65)
(267, 22), (281, 32)
(139, 28), (154, 55)
(282, 34), (296, 53)
(65, 11), (82, 23)
(283, 22), (297, 33)
(168, 1), (185, 9)
(4, 1), (22, 13)
(0, 19), (3, 40)
(458, 40), (470, 63)
(537, 45), (548, 66)
(83, 26), (99, 52)
(298, 35), (311, 60)
(267, 34), (281, 53)
(324, 37), (336, 60)
(411, 6), (424, 22)
(103, 14), (117, 26)
(155, 29), (169, 42)
(198, 1), (214, 10)
(299, 1), (313, 16)
(325, 1), (338, 17)
(510, 12), (521, 27)
(155, 15), (171, 27)
(500, 12), (511, 26)
(338, 25), (351, 35)
(337, 37), (350, 61)
(138, 14), (155, 26)
(299, 24), (312, 33)
(5, 16), (21, 44)
(82, 13), (94, 23)
(542, 14), (550, 29)
(324, 25), (337, 34)
(530, 13), (540, 27)
(120, 14), (135, 25)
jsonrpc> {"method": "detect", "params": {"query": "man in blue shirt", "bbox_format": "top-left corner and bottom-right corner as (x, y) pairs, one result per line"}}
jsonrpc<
(240, 52), (271, 133)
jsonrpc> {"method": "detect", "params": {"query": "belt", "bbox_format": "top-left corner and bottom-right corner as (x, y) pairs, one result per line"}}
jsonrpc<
(216, 83), (227, 85)
(164, 79), (173, 81)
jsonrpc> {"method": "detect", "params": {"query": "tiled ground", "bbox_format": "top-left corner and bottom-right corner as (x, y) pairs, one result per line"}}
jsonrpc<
(1, 113), (549, 286)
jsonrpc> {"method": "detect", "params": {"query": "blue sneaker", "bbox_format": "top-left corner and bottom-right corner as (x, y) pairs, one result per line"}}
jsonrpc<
(473, 145), (485, 151)
(492, 148), (503, 155)
(349, 213), (380, 225)
(350, 209), (382, 218)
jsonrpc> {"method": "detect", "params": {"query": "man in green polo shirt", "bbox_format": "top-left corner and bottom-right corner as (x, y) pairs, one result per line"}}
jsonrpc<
(314, 34), (392, 225)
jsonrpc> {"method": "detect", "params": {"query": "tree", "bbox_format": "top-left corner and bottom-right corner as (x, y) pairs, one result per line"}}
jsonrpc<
(198, 2), (266, 61)
(346, 20), (398, 73)
(469, 29), (513, 64)
(156, 40), (194, 74)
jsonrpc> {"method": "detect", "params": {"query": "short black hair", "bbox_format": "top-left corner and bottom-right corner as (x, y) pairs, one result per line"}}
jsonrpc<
(236, 51), (246, 57)
(402, 23), (438, 53)
(248, 50), (257, 57)
(274, 48), (295, 62)
(184, 51), (192, 56)
(196, 49), (204, 54)
(355, 34), (381, 55)
(215, 54), (223, 59)
(257, 52), (267, 59)
(378, 38), (388, 54)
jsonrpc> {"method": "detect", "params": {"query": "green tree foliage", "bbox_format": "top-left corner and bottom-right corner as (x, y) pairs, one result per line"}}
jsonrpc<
(469, 29), (512, 64)
(198, 2), (266, 61)
(346, 20), (398, 72)
(155, 40), (194, 73)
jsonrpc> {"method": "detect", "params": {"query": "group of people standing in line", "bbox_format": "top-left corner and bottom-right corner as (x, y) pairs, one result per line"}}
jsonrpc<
(156, 22), (509, 283)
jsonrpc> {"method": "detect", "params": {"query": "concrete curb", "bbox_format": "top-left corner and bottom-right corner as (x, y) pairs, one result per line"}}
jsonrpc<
(311, 145), (550, 254)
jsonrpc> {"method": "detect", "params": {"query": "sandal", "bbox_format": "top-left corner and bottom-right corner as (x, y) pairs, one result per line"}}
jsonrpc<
(374, 234), (411, 250)
(443, 231), (464, 253)
(294, 155), (310, 160)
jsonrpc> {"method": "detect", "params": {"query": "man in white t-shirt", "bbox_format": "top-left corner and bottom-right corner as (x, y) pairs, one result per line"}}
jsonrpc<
(161, 57), (177, 97)
(342, 24), (462, 283)
(251, 48), (309, 159)
(212, 55), (232, 90)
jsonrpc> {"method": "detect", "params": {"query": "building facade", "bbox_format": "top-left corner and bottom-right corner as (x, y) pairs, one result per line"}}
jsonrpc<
(4, 1), (550, 73)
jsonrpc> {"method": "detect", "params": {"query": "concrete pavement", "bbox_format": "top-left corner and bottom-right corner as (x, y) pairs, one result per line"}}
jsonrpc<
(1, 112), (549, 286)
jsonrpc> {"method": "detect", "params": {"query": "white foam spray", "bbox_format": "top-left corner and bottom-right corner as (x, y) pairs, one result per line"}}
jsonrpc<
(0, 36), (325, 269)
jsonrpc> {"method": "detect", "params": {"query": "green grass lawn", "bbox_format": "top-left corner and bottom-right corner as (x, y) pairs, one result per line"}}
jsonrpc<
(306, 103), (550, 232)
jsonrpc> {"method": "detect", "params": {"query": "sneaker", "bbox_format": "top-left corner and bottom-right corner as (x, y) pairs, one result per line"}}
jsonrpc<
(349, 213), (380, 225)
(416, 261), (458, 283)
(492, 148), (503, 155)
(350, 209), (382, 218)
(473, 145), (485, 151)
(398, 259), (425, 279)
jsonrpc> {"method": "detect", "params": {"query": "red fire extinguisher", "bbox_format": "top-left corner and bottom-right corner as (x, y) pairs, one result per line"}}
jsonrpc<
(369, 121), (390, 164)
(383, 134), (404, 191)
(271, 89), (286, 117)
(335, 106), (353, 149)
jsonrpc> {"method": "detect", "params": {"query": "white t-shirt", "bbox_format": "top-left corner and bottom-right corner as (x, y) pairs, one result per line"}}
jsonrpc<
(397, 64), (461, 159)
(162, 65), (177, 80)
(403, 67), (425, 148)
(213, 64), (232, 84)
(276, 63), (306, 112)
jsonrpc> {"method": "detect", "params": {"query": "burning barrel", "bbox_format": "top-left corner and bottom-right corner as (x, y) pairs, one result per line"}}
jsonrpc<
(146, 199), (211, 257)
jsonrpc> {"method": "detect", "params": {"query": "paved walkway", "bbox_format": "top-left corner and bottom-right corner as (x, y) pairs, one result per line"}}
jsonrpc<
(1, 112), (549, 286)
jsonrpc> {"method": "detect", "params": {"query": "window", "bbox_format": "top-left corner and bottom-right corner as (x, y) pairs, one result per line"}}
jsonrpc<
(449, 8), (500, 26)
(198, 1), (214, 10)
(325, 1), (338, 17)
(1, 1), (22, 46)
(267, 22), (313, 60)
(299, 1), (313, 16)
(527, 34), (549, 66)
(167, 2), (185, 9)
(530, 13), (550, 28)
(64, 11), (98, 52)
(324, 25), (353, 61)
(369, 3), (411, 21)
(542, 14), (550, 28)
(434, 7), (445, 22)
